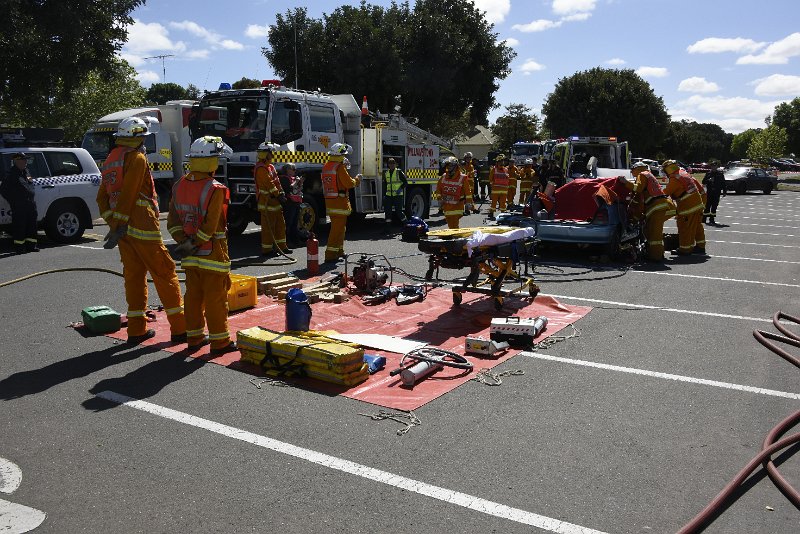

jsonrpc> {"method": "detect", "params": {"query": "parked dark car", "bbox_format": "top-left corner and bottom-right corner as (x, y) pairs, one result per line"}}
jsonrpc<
(724, 166), (778, 194)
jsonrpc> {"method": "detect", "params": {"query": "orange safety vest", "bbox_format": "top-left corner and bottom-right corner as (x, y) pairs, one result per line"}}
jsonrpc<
(640, 171), (665, 200)
(675, 169), (698, 197)
(101, 146), (157, 211)
(321, 161), (342, 199)
(492, 167), (509, 187)
(172, 174), (229, 256)
(440, 172), (465, 204)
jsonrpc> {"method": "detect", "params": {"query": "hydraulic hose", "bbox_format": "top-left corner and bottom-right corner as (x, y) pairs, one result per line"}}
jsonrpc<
(677, 310), (800, 533)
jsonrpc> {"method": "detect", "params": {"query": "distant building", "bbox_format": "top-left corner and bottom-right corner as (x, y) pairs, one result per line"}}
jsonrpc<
(454, 125), (496, 160)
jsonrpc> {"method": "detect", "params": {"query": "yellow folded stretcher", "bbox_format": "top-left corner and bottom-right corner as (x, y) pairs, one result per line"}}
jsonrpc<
(419, 226), (540, 310)
(237, 327), (369, 386)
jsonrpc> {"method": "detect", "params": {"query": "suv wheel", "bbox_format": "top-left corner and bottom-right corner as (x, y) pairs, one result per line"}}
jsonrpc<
(735, 182), (747, 195)
(762, 184), (773, 194)
(45, 199), (86, 243)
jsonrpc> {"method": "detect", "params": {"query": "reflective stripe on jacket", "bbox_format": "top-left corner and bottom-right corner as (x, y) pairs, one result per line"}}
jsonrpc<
(439, 172), (465, 204)
(383, 169), (404, 196)
(172, 174), (229, 256)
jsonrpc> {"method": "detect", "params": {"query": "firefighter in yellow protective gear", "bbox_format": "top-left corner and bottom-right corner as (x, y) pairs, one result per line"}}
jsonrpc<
(662, 160), (704, 256)
(488, 154), (509, 219)
(462, 152), (476, 213)
(518, 158), (539, 205)
(436, 156), (469, 229)
(168, 136), (236, 354)
(97, 116), (186, 343)
(690, 175), (707, 254)
(620, 162), (671, 261)
(254, 142), (290, 255)
(321, 143), (360, 262)
(506, 157), (519, 204)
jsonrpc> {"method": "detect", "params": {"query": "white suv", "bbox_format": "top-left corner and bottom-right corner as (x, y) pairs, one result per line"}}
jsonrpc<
(0, 147), (102, 243)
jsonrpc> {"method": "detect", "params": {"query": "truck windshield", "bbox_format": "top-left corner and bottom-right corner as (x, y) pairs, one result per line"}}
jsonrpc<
(81, 131), (114, 162)
(190, 95), (268, 153)
(512, 144), (541, 157)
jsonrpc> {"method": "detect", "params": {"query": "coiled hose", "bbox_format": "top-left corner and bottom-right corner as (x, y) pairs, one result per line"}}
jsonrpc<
(677, 311), (800, 533)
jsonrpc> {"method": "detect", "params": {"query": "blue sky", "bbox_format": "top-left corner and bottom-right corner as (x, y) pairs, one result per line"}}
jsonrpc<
(125, 0), (800, 134)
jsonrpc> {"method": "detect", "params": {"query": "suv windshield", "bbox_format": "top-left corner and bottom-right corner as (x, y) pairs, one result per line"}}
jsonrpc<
(726, 167), (749, 177)
(81, 131), (115, 162)
(190, 95), (268, 152)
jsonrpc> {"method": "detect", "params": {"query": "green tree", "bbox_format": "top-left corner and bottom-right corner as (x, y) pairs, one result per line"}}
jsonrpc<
(661, 120), (732, 163)
(0, 0), (144, 120)
(747, 124), (787, 161)
(263, 0), (514, 134)
(186, 84), (201, 100)
(730, 129), (759, 160)
(232, 77), (262, 89)
(771, 97), (800, 156)
(491, 104), (539, 151)
(146, 83), (188, 105)
(542, 68), (670, 155)
(0, 58), (145, 143)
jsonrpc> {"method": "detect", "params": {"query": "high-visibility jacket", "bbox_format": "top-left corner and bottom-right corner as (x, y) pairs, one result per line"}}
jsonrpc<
(322, 161), (344, 199)
(664, 169), (703, 216)
(168, 171), (231, 273)
(97, 145), (161, 241)
(254, 161), (281, 211)
(437, 171), (466, 204)
(489, 166), (509, 191)
(383, 169), (406, 197)
(691, 176), (707, 204)
(170, 173), (229, 256)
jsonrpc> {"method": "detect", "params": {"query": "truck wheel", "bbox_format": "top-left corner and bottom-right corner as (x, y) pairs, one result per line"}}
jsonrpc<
(405, 186), (429, 220)
(227, 206), (251, 237)
(45, 199), (87, 243)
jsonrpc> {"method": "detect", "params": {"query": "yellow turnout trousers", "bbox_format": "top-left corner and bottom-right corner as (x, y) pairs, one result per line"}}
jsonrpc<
(184, 268), (231, 350)
(442, 201), (464, 229)
(118, 237), (185, 337)
(490, 192), (507, 214)
(260, 199), (287, 253)
(644, 200), (670, 261)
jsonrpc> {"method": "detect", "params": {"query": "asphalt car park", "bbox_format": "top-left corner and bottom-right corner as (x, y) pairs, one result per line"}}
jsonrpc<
(0, 190), (798, 533)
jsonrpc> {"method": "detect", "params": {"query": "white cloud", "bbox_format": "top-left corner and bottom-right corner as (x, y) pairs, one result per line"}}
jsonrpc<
(713, 118), (768, 134)
(136, 70), (160, 85)
(752, 74), (800, 96)
(503, 37), (519, 47)
(512, 19), (562, 32)
(472, 0), (511, 25)
(636, 66), (669, 78)
(674, 95), (780, 121)
(185, 49), (210, 60)
(119, 52), (145, 68)
(245, 24), (270, 39)
(124, 19), (186, 55)
(562, 12), (591, 22)
(519, 59), (545, 74)
(605, 58), (626, 66)
(169, 19), (245, 51)
(687, 37), (765, 54)
(552, 0), (596, 16)
(737, 32), (800, 65)
(678, 77), (720, 93)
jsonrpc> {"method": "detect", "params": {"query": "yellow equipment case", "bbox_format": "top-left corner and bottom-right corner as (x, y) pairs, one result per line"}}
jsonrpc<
(237, 327), (369, 386)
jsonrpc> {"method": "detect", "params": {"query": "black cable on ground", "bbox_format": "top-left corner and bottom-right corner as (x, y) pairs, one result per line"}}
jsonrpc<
(677, 310), (800, 533)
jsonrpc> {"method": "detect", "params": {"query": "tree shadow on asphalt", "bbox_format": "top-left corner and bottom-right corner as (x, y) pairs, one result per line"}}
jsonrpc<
(82, 352), (206, 412)
(0, 342), (166, 401)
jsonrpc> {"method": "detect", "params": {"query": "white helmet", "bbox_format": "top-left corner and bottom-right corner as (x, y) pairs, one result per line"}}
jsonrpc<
(116, 116), (149, 137)
(328, 142), (352, 156)
(524, 158), (533, 165)
(188, 136), (232, 158)
(257, 142), (280, 153)
(463, 152), (473, 159)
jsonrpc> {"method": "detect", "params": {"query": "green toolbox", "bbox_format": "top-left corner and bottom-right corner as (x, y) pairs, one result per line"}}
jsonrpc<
(81, 305), (122, 334)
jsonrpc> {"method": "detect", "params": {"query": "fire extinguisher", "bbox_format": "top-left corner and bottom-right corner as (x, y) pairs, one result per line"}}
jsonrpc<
(307, 232), (319, 275)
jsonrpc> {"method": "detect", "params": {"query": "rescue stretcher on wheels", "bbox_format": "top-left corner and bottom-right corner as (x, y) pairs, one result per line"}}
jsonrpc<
(419, 226), (539, 310)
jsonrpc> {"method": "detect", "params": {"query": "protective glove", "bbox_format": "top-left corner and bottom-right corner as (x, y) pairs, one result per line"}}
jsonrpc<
(173, 239), (200, 259)
(277, 193), (288, 207)
(102, 225), (127, 249)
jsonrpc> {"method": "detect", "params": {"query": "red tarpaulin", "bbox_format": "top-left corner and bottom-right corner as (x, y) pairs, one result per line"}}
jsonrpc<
(553, 177), (629, 221)
(106, 288), (590, 410)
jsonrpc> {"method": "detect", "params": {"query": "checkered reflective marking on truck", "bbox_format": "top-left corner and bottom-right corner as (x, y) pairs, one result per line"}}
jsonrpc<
(406, 168), (439, 180)
(34, 174), (102, 187)
(272, 151), (328, 164)
(148, 162), (174, 172)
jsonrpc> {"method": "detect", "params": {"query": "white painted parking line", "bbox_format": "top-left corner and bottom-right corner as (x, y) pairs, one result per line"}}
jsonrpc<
(68, 244), (103, 250)
(0, 499), (46, 533)
(521, 353), (800, 401)
(96, 390), (608, 534)
(635, 271), (800, 289)
(0, 459), (22, 494)
(725, 222), (800, 230)
(545, 294), (772, 323)
(705, 229), (795, 238)
(711, 240), (800, 249)
(711, 255), (800, 265)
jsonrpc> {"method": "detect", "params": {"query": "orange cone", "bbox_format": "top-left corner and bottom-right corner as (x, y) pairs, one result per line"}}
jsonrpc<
(361, 96), (369, 116)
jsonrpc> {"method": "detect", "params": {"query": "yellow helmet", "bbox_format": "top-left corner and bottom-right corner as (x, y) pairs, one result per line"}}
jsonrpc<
(495, 153), (506, 162)
(662, 160), (680, 175)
